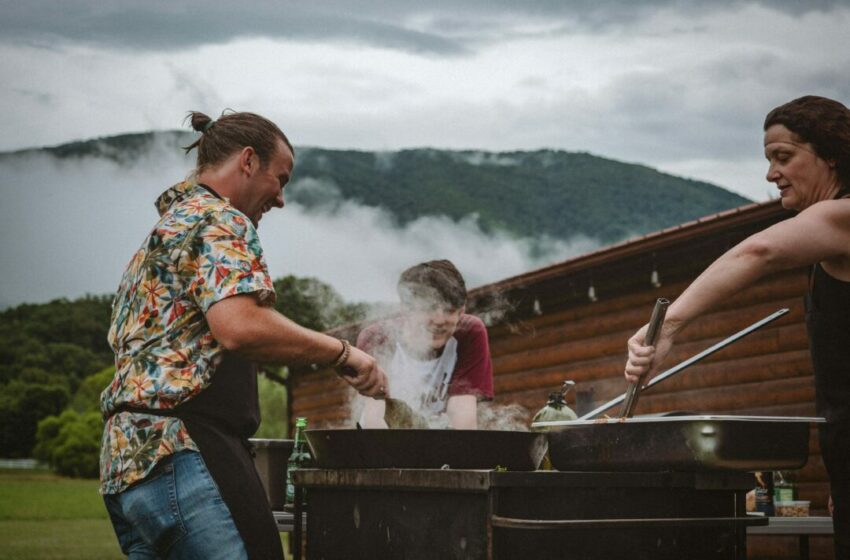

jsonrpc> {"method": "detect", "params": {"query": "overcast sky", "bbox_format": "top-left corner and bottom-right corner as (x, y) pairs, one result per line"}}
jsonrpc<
(0, 2), (849, 309)
(1, 1), (848, 201)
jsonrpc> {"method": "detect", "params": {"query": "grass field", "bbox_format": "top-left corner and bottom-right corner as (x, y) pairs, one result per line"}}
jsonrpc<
(0, 469), (291, 559)
(0, 469), (121, 560)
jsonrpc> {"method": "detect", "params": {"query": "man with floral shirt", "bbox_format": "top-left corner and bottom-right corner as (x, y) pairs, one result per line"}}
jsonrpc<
(100, 110), (387, 560)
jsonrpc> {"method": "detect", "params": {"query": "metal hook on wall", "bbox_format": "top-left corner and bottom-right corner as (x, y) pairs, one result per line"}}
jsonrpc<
(650, 253), (662, 288)
(587, 276), (598, 303)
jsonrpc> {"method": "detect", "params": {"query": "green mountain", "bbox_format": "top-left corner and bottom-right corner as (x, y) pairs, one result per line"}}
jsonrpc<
(290, 148), (749, 243)
(6, 131), (750, 243)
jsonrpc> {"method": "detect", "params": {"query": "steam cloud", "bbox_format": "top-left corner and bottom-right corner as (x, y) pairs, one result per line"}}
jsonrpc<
(477, 402), (531, 432)
(0, 137), (601, 309)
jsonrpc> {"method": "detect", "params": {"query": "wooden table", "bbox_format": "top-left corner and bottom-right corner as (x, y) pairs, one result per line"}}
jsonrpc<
(747, 516), (834, 560)
(273, 511), (301, 533)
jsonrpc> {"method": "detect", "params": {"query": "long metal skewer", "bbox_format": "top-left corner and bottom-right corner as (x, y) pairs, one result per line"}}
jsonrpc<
(531, 307), (790, 428)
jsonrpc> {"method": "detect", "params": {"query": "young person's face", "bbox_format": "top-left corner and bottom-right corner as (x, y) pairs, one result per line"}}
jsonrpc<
(401, 304), (464, 351)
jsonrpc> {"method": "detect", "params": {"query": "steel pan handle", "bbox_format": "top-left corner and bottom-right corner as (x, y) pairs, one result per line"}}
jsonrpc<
(621, 298), (669, 418)
(490, 514), (768, 530)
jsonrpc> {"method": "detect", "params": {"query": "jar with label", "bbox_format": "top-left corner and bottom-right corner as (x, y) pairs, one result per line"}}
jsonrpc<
(754, 471), (775, 516)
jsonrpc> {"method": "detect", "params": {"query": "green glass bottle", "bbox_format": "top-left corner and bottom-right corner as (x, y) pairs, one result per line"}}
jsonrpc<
(284, 417), (310, 512)
(773, 471), (795, 503)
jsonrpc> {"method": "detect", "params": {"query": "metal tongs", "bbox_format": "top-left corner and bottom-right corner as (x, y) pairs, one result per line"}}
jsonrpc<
(531, 307), (791, 428)
(620, 298), (669, 418)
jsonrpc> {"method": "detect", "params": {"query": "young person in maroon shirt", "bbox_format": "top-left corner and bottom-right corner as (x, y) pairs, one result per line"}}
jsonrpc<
(358, 260), (494, 429)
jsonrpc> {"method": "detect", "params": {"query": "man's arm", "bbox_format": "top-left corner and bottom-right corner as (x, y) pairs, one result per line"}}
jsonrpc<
(444, 315), (493, 429)
(206, 294), (387, 397)
(446, 395), (477, 429)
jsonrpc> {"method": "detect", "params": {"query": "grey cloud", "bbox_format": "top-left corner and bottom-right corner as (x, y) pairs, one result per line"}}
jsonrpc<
(698, 50), (850, 128)
(12, 88), (55, 106)
(0, 1), (469, 55)
(165, 64), (223, 118)
(1, 0), (844, 54)
(559, 44), (850, 164)
(802, 71), (850, 103)
(449, 152), (520, 166)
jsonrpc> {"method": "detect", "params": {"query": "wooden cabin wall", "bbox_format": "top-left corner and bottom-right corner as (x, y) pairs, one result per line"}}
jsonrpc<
(289, 366), (356, 427)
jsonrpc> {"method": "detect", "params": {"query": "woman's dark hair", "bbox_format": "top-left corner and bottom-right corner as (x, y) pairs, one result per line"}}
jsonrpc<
(764, 95), (850, 192)
(183, 110), (294, 172)
(398, 260), (467, 310)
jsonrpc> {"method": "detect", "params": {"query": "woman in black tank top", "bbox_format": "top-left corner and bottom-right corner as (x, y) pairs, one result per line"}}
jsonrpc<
(624, 95), (850, 559)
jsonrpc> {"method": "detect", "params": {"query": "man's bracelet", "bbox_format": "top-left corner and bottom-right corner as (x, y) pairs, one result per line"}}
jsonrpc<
(330, 339), (351, 369)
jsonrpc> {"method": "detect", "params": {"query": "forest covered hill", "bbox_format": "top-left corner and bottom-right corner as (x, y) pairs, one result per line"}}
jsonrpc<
(6, 131), (750, 244)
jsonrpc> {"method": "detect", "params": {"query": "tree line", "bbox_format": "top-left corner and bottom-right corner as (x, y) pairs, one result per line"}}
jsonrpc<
(0, 276), (369, 477)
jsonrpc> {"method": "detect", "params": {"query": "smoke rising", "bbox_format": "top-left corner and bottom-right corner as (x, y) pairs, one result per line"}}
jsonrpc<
(0, 135), (601, 309)
(477, 402), (532, 432)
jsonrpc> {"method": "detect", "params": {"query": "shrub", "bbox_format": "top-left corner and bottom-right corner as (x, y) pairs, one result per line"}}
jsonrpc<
(34, 409), (102, 478)
(0, 380), (70, 457)
(69, 366), (115, 413)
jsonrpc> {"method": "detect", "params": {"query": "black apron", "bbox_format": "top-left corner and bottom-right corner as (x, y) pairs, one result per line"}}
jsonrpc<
(113, 352), (283, 560)
(805, 264), (850, 559)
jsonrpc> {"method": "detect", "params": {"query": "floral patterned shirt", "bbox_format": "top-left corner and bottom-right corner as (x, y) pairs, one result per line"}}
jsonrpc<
(99, 181), (275, 495)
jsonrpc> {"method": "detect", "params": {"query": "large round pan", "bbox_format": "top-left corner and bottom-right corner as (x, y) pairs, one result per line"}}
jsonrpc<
(305, 429), (547, 471)
(546, 415), (822, 472)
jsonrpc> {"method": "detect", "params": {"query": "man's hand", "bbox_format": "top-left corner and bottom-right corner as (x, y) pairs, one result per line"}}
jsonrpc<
(338, 346), (389, 399)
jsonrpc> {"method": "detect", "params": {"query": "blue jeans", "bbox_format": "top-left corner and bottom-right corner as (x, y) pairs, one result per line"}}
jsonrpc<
(103, 450), (248, 560)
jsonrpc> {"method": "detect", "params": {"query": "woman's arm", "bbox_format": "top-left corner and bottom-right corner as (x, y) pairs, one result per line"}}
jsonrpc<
(625, 200), (850, 383)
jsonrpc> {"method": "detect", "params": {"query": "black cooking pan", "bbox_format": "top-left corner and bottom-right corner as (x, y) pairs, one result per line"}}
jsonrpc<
(305, 429), (547, 471)
(545, 415), (822, 472)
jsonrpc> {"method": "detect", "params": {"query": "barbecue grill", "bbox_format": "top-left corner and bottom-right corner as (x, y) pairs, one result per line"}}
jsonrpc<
(283, 308), (823, 559)
(290, 414), (819, 559)
(292, 467), (765, 560)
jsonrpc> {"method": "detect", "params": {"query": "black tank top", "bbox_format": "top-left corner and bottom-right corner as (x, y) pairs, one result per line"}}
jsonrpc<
(806, 264), (850, 559)
(805, 263), (850, 425)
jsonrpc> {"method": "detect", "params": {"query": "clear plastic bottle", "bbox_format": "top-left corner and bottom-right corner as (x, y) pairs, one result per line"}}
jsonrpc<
(284, 417), (310, 512)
